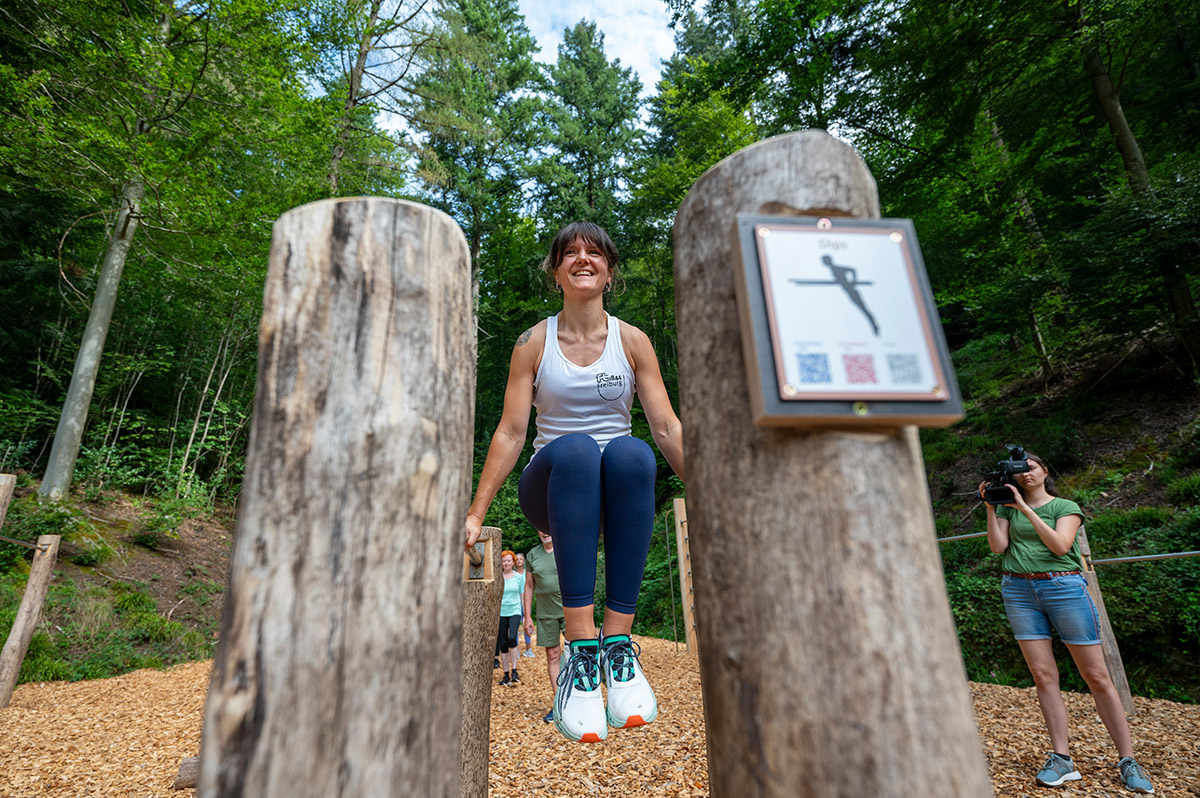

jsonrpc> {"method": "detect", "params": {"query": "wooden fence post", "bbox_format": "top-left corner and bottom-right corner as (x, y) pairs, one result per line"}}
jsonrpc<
(674, 130), (992, 797)
(672, 498), (697, 653)
(197, 198), (474, 798)
(1077, 526), (1135, 715)
(0, 473), (14, 526)
(461, 526), (502, 798)
(0, 534), (60, 708)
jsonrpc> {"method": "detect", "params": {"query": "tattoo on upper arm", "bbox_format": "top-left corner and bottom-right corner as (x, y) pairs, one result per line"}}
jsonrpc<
(517, 328), (532, 347)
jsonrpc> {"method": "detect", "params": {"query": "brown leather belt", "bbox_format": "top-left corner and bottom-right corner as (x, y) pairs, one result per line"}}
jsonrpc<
(1003, 570), (1081, 579)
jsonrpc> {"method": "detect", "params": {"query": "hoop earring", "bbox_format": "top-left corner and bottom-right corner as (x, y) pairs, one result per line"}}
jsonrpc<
(604, 282), (612, 293)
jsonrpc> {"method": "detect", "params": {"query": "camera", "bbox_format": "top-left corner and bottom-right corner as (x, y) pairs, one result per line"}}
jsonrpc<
(981, 444), (1031, 505)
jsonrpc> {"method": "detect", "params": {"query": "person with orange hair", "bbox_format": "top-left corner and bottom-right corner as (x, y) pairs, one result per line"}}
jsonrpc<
(496, 549), (526, 687)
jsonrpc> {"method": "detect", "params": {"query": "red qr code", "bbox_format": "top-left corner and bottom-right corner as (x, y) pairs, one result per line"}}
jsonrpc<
(843, 354), (877, 384)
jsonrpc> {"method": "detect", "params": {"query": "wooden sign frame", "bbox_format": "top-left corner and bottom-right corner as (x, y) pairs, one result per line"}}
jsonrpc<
(733, 214), (963, 427)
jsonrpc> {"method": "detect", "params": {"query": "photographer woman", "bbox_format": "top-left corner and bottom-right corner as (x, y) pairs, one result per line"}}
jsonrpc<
(980, 453), (1153, 793)
(463, 221), (684, 744)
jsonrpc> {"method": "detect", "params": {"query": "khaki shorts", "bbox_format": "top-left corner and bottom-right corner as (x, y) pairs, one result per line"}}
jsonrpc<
(536, 615), (564, 648)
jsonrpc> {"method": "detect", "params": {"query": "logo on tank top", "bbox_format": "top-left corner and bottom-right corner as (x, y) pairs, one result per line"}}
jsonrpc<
(596, 372), (626, 401)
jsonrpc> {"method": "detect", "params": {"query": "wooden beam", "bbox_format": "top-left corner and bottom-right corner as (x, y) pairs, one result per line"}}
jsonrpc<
(197, 198), (474, 797)
(1078, 526), (1135, 715)
(674, 130), (992, 797)
(673, 498), (696, 653)
(0, 474), (14, 527)
(0, 534), (61, 708)
(460, 526), (503, 798)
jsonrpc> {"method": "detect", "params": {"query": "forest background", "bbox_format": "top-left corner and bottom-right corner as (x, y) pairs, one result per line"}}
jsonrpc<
(1, 0), (1198, 701)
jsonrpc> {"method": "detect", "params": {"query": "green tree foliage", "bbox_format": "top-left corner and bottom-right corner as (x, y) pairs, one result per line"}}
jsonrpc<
(533, 20), (643, 239)
(0, 0), (330, 499)
(306, 0), (431, 195)
(407, 0), (540, 263)
(2, 0), (1198, 693)
(675, 0), (1200, 378)
(0, 0), (366, 500)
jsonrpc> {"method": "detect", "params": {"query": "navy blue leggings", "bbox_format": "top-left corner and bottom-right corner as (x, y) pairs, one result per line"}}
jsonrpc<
(518, 433), (656, 614)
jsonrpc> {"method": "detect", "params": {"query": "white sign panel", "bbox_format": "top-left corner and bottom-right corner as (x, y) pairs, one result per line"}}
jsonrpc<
(754, 222), (949, 402)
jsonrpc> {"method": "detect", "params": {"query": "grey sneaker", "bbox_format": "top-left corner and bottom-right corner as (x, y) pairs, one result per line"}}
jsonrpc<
(1117, 757), (1154, 794)
(1035, 752), (1082, 787)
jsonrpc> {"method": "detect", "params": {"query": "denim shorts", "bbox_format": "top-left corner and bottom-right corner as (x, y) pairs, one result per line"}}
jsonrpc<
(1000, 572), (1101, 645)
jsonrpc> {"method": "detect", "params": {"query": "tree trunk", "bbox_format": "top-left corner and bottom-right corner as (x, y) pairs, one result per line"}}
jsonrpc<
(38, 178), (144, 502)
(674, 130), (991, 798)
(329, 0), (384, 196)
(1077, 19), (1200, 373)
(1080, 38), (1154, 199)
(0, 535), (61, 708)
(987, 114), (1057, 378)
(197, 198), (474, 798)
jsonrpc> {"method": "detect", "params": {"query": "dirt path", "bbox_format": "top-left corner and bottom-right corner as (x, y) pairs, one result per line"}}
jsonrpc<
(1, 636), (1195, 796)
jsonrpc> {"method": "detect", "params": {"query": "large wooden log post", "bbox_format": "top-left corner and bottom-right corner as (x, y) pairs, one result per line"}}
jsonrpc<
(460, 525), (502, 798)
(0, 534), (61, 708)
(198, 198), (474, 798)
(674, 130), (992, 797)
(1077, 526), (1134, 715)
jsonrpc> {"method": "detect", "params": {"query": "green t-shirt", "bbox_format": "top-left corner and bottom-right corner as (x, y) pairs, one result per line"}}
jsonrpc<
(524, 544), (563, 618)
(996, 497), (1084, 574)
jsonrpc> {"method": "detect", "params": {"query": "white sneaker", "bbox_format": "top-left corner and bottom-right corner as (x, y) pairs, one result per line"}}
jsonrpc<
(553, 640), (606, 743)
(601, 635), (657, 728)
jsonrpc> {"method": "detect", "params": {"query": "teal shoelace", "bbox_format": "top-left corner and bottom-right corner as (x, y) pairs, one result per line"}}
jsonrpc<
(557, 645), (600, 711)
(602, 638), (641, 683)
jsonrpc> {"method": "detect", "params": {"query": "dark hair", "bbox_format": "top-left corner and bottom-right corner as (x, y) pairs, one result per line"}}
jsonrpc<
(540, 221), (621, 292)
(1024, 451), (1059, 497)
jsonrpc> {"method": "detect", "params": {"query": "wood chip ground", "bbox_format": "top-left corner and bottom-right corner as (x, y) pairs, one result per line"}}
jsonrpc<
(1, 636), (1195, 796)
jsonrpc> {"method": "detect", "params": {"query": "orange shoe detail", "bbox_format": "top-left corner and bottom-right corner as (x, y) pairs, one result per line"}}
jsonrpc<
(580, 732), (603, 743)
(622, 715), (645, 728)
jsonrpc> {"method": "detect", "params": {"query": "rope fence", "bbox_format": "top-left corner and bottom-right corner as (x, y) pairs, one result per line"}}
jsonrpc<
(935, 520), (1197, 715)
(935, 532), (1200, 566)
(0, 534), (49, 553)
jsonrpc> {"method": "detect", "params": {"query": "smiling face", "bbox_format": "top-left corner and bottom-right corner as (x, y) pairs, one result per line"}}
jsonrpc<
(556, 235), (611, 294)
(540, 221), (620, 293)
(501, 553), (514, 572)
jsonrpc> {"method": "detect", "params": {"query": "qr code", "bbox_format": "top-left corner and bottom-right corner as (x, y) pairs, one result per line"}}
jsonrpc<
(797, 353), (832, 383)
(887, 354), (921, 384)
(843, 354), (877, 384)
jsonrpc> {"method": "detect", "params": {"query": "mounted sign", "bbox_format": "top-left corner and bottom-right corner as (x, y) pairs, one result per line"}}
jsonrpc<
(733, 214), (962, 427)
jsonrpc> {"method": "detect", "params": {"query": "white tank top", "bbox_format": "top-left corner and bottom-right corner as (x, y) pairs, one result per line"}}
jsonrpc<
(532, 313), (635, 453)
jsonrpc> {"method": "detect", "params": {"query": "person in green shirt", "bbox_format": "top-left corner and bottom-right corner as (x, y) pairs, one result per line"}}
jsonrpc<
(524, 529), (564, 723)
(980, 450), (1153, 794)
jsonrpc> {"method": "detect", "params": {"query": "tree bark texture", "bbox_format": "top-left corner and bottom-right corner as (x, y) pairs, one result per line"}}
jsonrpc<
(1080, 38), (1154, 199)
(1078, 30), (1200, 372)
(460, 526), (502, 798)
(39, 178), (144, 502)
(197, 198), (474, 798)
(0, 535), (61, 708)
(0, 474), (14, 527)
(673, 130), (992, 798)
(174, 757), (200, 790)
(1077, 527), (1134, 715)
